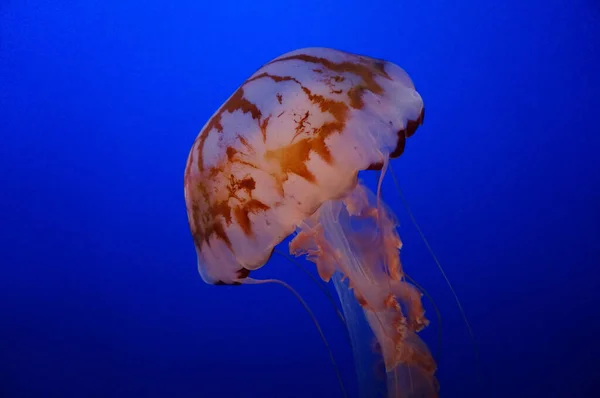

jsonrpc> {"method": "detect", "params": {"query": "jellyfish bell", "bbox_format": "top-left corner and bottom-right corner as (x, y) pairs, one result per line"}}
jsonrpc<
(184, 47), (436, 397)
(184, 47), (422, 283)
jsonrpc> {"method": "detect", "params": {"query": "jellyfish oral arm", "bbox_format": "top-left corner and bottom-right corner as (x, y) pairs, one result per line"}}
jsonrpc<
(290, 183), (439, 398)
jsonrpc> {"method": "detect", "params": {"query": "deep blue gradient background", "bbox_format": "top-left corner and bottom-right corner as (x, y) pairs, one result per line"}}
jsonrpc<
(1, 1), (599, 397)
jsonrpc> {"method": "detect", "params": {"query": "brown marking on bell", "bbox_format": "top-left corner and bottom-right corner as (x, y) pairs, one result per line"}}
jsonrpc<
(406, 107), (425, 138)
(189, 200), (202, 242)
(230, 138), (257, 168)
(195, 88), (262, 171)
(300, 87), (349, 128)
(244, 72), (349, 141)
(321, 74), (344, 93)
(276, 93), (282, 104)
(211, 200), (232, 225)
(236, 159), (260, 169)
(192, 132), (211, 174)
(293, 111), (310, 140)
(214, 267), (251, 286)
(268, 53), (390, 110)
(265, 138), (317, 183)
(237, 267), (251, 278)
(224, 89), (262, 121)
(299, 110), (310, 128)
(234, 206), (251, 236)
(190, 195), (211, 245)
(271, 172), (285, 196)
(184, 156), (193, 190)
(226, 146), (237, 161)
(189, 197), (230, 250)
(233, 136), (246, 152)
(390, 136), (406, 158)
(235, 199), (270, 236)
(313, 68), (323, 73)
(319, 120), (346, 141)
(207, 165), (222, 179)
(246, 199), (268, 211)
(347, 86), (367, 109)
(243, 75), (348, 182)
(373, 60), (387, 75)
(238, 177), (256, 195)
(226, 175), (240, 199)
(310, 135), (332, 164)
(260, 115), (271, 142)
(391, 108), (425, 158)
(366, 161), (384, 171)
(246, 72), (298, 85)
(189, 168), (261, 250)
(244, 72), (349, 140)
(208, 220), (232, 250)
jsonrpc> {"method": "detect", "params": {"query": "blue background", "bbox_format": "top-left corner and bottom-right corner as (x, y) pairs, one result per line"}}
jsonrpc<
(1, 1), (599, 397)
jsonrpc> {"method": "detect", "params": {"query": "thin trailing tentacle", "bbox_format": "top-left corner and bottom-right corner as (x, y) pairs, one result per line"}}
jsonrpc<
(389, 163), (481, 386)
(239, 277), (348, 398)
(275, 249), (347, 327)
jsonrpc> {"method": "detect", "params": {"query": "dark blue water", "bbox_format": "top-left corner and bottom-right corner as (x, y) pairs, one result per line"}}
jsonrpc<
(1, 1), (599, 397)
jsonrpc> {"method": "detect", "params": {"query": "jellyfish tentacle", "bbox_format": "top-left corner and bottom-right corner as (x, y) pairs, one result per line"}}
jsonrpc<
(238, 277), (348, 398)
(274, 249), (347, 327)
(388, 164), (480, 381)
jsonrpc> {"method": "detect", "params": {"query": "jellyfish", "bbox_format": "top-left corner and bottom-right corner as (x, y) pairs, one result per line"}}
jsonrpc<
(184, 47), (436, 397)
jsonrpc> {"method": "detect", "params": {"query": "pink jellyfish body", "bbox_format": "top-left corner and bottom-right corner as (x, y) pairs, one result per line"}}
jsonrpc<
(184, 47), (435, 397)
